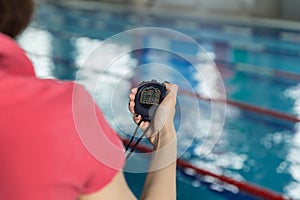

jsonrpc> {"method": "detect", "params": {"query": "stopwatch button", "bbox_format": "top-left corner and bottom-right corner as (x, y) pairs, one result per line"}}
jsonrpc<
(138, 81), (145, 86)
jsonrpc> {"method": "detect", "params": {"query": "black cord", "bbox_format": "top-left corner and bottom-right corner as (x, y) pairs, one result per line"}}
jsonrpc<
(125, 120), (152, 160)
(125, 129), (148, 160)
(125, 120), (142, 151)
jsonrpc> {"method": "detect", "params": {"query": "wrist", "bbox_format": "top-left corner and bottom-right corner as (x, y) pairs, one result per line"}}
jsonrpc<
(153, 125), (177, 150)
(149, 127), (177, 171)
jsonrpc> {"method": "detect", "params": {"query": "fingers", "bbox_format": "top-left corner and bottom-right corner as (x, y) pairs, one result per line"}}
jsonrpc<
(128, 101), (135, 115)
(128, 88), (138, 115)
(131, 88), (138, 94)
(133, 114), (141, 122)
(164, 82), (178, 96)
(162, 82), (178, 105)
(133, 114), (150, 132)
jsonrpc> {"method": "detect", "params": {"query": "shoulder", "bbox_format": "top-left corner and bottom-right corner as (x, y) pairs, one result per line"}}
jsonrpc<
(0, 32), (16, 48)
(0, 32), (26, 56)
(0, 77), (125, 190)
(0, 32), (35, 75)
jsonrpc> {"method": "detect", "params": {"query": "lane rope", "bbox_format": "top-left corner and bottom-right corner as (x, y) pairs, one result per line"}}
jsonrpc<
(123, 138), (291, 200)
(179, 89), (300, 123)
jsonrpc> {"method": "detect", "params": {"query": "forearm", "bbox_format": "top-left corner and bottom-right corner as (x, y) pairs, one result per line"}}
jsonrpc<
(140, 126), (177, 200)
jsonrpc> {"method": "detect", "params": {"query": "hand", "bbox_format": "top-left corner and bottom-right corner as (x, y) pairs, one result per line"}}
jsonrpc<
(128, 82), (178, 147)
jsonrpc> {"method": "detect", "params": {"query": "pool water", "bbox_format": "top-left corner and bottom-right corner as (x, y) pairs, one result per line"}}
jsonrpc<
(18, 1), (300, 199)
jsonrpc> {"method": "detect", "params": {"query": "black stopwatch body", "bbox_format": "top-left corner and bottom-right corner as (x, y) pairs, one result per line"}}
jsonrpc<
(134, 80), (167, 121)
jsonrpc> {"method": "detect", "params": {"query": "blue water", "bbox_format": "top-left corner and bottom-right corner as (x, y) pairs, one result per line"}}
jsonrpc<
(19, 1), (300, 199)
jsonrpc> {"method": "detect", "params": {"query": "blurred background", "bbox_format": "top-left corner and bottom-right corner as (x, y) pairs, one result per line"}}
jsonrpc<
(19, 0), (300, 199)
(40, 0), (300, 20)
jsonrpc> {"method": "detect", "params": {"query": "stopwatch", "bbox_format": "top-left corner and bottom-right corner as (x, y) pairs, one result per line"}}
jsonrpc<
(134, 80), (167, 121)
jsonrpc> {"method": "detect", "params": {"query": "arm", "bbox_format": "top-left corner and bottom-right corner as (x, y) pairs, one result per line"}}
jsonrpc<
(140, 126), (177, 200)
(79, 83), (178, 200)
(139, 83), (178, 200)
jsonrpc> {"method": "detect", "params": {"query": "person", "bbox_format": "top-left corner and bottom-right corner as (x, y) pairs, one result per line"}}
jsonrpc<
(0, 0), (178, 199)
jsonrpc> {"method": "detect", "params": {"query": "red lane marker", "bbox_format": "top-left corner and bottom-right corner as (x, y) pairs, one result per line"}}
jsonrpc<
(226, 99), (300, 123)
(215, 60), (300, 82)
(176, 159), (289, 200)
(274, 70), (300, 81)
(123, 139), (291, 200)
(179, 90), (300, 123)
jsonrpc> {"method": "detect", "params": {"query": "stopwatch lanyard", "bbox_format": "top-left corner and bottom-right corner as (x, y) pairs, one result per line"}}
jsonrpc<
(125, 120), (149, 160)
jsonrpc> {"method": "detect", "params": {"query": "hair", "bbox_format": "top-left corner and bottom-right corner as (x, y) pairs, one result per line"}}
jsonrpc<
(0, 0), (34, 38)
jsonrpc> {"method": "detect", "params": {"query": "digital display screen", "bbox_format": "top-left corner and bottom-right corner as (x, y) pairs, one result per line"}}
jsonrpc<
(140, 87), (161, 105)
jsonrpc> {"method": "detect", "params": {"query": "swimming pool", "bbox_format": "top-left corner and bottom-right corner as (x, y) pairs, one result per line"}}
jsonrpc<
(18, 1), (300, 199)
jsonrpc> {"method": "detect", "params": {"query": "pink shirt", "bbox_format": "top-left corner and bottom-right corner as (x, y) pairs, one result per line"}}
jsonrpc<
(0, 33), (125, 200)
